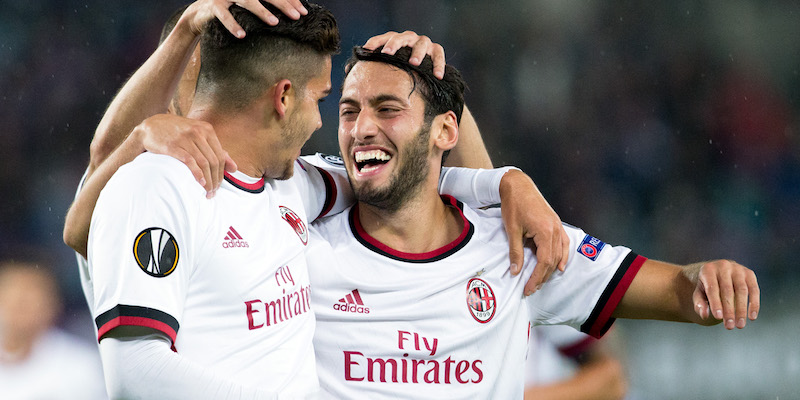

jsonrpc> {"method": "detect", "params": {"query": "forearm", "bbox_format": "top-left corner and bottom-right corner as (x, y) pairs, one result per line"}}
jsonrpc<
(64, 130), (147, 257)
(100, 334), (274, 400)
(443, 106), (493, 169)
(89, 16), (199, 173)
(614, 259), (713, 325)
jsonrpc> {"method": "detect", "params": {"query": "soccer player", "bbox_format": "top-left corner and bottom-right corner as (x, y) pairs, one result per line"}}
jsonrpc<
(85, 3), (342, 398)
(303, 45), (760, 398)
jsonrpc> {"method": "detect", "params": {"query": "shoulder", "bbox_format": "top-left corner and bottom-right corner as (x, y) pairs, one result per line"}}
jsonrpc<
(109, 153), (201, 195)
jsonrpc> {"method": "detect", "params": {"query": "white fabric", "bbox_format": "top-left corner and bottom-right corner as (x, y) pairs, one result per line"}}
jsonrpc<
(99, 333), (275, 399)
(0, 330), (107, 400)
(307, 199), (641, 399)
(88, 153), (329, 398)
(439, 166), (518, 207)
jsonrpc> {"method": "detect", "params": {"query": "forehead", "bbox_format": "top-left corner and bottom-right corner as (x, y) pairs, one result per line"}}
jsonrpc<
(341, 61), (417, 101)
(307, 56), (333, 92)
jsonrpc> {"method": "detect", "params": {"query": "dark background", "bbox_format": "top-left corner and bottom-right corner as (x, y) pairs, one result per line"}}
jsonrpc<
(1, 1), (797, 398)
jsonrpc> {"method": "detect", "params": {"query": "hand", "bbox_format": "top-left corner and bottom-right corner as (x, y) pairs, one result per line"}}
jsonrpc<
(499, 169), (569, 296)
(363, 31), (446, 79)
(182, 0), (308, 38)
(691, 260), (760, 330)
(131, 114), (237, 198)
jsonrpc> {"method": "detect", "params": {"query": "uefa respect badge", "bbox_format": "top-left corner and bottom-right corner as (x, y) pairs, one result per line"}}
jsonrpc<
(577, 234), (605, 261)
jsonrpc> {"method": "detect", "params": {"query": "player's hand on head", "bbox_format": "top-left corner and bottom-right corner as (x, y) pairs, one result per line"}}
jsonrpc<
(691, 259), (759, 330)
(498, 169), (569, 296)
(133, 114), (237, 198)
(183, 0), (308, 38)
(363, 31), (446, 79)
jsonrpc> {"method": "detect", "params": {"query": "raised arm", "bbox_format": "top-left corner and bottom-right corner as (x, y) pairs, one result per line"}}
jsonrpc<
(613, 259), (760, 329)
(85, 0), (305, 183)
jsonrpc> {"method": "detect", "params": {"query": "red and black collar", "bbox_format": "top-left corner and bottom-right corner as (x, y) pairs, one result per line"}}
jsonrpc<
(224, 171), (265, 193)
(349, 195), (474, 263)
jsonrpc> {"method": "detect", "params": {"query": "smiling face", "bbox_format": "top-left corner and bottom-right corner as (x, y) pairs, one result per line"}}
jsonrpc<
(338, 61), (438, 211)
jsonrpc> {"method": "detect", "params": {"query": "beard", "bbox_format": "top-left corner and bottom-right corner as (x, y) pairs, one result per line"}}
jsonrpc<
(274, 108), (313, 180)
(350, 121), (432, 213)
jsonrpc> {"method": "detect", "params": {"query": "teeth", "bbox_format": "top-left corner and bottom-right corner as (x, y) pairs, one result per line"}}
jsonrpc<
(354, 150), (391, 163)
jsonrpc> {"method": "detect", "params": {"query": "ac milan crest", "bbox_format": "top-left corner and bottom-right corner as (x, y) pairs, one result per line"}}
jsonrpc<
(466, 278), (496, 323)
(279, 206), (308, 245)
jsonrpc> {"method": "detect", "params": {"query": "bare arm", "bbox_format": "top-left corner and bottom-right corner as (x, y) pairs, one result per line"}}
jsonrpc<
(613, 259), (760, 329)
(444, 106), (493, 169)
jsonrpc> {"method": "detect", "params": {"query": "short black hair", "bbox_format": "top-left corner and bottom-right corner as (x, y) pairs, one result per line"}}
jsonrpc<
(343, 45), (466, 124)
(196, 0), (340, 112)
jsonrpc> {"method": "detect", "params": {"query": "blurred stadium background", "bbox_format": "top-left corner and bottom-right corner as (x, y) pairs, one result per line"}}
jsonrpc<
(1, 1), (797, 398)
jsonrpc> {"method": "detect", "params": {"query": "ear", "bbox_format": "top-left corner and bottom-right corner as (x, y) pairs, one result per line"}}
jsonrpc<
(432, 110), (459, 152)
(272, 79), (294, 119)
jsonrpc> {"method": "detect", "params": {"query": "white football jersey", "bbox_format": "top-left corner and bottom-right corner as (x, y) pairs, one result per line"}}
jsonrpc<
(307, 196), (645, 399)
(88, 153), (341, 398)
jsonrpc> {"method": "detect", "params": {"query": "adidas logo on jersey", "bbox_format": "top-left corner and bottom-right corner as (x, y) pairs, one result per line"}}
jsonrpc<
(333, 289), (370, 314)
(222, 226), (250, 248)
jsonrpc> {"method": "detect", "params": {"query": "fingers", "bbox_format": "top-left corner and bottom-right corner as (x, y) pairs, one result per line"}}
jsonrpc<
(558, 229), (570, 272)
(504, 223), (524, 276)
(363, 31), (396, 50)
(212, 1), (247, 38)
(698, 260), (760, 329)
(692, 282), (710, 320)
(362, 31), (446, 79)
(746, 270), (760, 321)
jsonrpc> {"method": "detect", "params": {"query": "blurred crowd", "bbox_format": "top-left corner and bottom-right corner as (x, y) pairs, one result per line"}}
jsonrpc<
(0, 0), (797, 397)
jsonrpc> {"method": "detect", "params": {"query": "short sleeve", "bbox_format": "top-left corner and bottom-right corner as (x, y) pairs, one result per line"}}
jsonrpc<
(88, 153), (204, 344)
(527, 224), (646, 338)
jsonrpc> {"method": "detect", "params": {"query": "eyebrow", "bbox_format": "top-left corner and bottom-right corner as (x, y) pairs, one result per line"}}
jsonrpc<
(339, 94), (407, 107)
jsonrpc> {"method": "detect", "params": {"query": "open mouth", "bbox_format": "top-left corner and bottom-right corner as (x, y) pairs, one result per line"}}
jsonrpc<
(354, 149), (392, 173)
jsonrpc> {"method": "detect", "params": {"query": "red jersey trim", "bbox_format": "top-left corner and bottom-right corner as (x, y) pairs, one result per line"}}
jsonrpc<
(314, 166), (337, 219)
(349, 195), (474, 263)
(581, 253), (646, 338)
(95, 305), (179, 344)
(224, 171), (265, 193)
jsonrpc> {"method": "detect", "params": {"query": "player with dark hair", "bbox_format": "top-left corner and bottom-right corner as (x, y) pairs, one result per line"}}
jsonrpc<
(88, 2), (342, 398)
(302, 45), (759, 398)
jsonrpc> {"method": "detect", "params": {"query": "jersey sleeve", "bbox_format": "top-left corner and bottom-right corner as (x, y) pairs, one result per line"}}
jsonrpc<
(438, 166), (518, 208)
(535, 325), (598, 360)
(292, 154), (355, 221)
(527, 225), (646, 338)
(88, 153), (204, 344)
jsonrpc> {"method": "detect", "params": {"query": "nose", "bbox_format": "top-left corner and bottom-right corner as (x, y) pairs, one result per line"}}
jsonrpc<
(352, 110), (378, 142)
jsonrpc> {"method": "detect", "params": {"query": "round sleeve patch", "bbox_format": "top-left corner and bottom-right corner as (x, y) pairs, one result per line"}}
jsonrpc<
(133, 228), (180, 277)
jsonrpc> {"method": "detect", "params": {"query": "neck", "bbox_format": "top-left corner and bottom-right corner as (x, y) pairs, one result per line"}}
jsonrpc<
(187, 106), (280, 179)
(1, 333), (35, 363)
(356, 183), (464, 254)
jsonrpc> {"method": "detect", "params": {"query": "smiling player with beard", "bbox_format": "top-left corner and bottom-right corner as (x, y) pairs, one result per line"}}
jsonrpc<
(305, 45), (760, 399)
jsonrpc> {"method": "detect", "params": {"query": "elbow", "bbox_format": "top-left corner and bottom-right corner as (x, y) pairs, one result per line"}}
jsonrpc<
(88, 137), (114, 172)
(62, 209), (88, 258)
